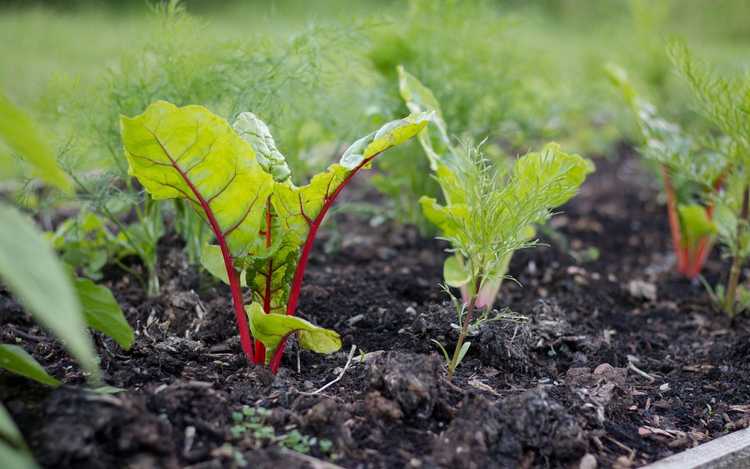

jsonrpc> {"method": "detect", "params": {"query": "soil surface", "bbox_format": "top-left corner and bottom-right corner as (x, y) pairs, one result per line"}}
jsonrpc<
(2, 147), (749, 469)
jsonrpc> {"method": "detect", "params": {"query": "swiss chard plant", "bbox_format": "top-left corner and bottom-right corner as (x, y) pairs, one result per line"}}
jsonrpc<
(607, 64), (728, 279)
(398, 68), (593, 377)
(669, 41), (750, 316)
(121, 101), (430, 372)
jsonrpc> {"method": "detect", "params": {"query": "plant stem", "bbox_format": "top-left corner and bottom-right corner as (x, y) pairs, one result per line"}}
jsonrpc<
(723, 185), (749, 316)
(269, 155), (378, 373)
(661, 166), (689, 275)
(447, 295), (477, 381)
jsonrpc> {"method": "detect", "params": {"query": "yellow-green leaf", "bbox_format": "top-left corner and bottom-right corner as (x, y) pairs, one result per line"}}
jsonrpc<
(120, 101), (274, 258)
(678, 204), (717, 248)
(246, 303), (341, 363)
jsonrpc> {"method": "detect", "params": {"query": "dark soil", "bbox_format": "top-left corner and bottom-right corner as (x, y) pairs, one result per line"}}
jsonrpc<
(2, 147), (749, 469)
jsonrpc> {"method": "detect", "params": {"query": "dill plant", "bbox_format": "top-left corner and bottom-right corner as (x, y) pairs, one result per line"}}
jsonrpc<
(424, 141), (593, 378)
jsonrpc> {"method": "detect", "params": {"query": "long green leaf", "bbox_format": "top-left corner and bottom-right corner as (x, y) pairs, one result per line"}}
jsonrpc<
(0, 203), (99, 381)
(0, 344), (60, 387)
(0, 441), (38, 469)
(74, 277), (134, 350)
(0, 92), (72, 193)
(0, 402), (24, 447)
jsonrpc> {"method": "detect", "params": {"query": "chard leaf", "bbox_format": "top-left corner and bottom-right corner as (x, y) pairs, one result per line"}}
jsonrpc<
(245, 303), (341, 363)
(397, 66), (451, 170)
(74, 277), (134, 350)
(678, 204), (717, 249)
(121, 101), (275, 258)
(0, 92), (73, 193)
(200, 243), (247, 287)
(339, 112), (432, 169)
(232, 112), (291, 182)
(0, 203), (99, 382)
(443, 255), (471, 288)
(273, 113), (431, 251)
(0, 344), (60, 387)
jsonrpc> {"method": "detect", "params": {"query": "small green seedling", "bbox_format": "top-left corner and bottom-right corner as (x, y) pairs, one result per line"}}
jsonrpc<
(398, 68), (593, 378)
(230, 406), (333, 456)
(121, 101), (430, 371)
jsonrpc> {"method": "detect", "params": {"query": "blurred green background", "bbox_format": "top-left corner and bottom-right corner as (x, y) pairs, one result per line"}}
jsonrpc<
(1, 0), (749, 214)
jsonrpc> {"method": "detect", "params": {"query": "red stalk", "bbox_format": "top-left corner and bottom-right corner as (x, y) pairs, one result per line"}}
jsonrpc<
(662, 166), (727, 279)
(268, 155), (378, 373)
(153, 136), (255, 363)
(255, 197), (275, 364)
(661, 165), (689, 275)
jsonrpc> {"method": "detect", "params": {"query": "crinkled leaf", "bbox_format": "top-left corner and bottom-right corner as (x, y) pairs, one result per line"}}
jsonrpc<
(121, 101), (274, 258)
(0, 344), (60, 387)
(232, 112), (291, 182)
(0, 91), (72, 193)
(74, 277), (134, 350)
(245, 303), (341, 363)
(0, 203), (99, 381)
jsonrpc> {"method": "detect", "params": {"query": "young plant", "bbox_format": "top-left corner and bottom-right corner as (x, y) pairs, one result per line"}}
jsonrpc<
(399, 67), (594, 310)
(607, 64), (728, 279)
(398, 68), (593, 377)
(120, 101), (430, 372)
(669, 41), (750, 316)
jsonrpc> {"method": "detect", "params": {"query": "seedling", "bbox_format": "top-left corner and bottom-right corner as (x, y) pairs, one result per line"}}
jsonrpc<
(398, 68), (593, 377)
(607, 64), (727, 279)
(669, 41), (750, 316)
(230, 406), (333, 456)
(121, 101), (429, 371)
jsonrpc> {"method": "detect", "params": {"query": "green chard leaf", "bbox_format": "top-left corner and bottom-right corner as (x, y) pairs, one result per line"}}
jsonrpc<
(678, 204), (717, 249)
(121, 101), (275, 258)
(397, 66), (452, 170)
(122, 101), (428, 369)
(0, 203), (99, 381)
(232, 112), (291, 182)
(246, 303), (341, 363)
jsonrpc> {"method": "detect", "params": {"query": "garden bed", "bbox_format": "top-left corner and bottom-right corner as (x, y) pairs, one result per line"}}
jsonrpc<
(1, 148), (749, 469)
